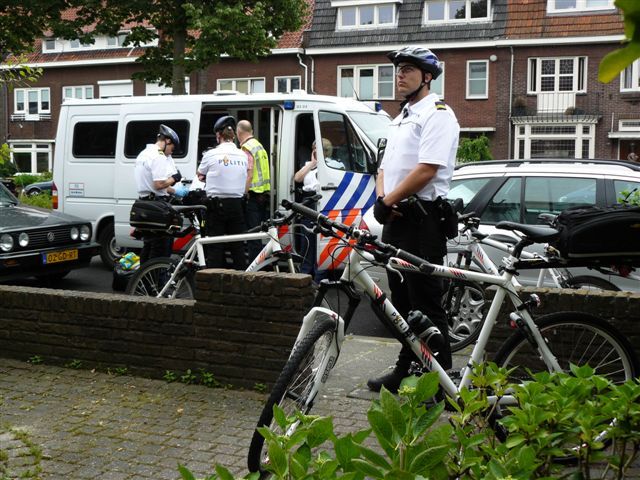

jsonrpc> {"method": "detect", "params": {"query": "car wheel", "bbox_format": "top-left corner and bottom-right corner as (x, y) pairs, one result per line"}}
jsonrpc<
(27, 188), (41, 196)
(98, 223), (124, 269)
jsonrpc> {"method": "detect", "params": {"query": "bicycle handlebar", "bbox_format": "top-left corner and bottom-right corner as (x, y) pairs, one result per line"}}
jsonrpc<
(281, 199), (434, 273)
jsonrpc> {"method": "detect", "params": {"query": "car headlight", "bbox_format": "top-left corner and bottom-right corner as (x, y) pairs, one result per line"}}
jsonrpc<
(70, 227), (79, 240)
(0, 234), (14, 252)
(80, 225), (91, 241)
(18, 232), (29, 247)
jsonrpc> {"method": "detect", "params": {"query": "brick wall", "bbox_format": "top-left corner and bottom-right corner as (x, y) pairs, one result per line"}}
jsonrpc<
(0, 269), (315, 389)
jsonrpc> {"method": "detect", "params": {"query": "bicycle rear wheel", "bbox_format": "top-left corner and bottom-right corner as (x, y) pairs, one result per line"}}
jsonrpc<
(125, 257), (195, 299)
(563, 275), (621, 292)
(247, 316), (337, 475)
(494, 312), (638, 384)
(444, 279), (487, 352)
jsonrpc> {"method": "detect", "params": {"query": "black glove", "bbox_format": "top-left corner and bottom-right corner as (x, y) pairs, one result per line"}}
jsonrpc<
(373, 196), (393, 225)
(171, 170), (182, 184)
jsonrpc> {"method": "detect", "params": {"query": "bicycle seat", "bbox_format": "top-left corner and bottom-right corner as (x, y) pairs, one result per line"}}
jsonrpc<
(495, 221), (559, 243)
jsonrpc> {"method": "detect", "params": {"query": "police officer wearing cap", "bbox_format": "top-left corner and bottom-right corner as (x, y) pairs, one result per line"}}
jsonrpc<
(198, 115), (250, 270)
(134, 124), (188, 264)
(367, 46), (460, 393)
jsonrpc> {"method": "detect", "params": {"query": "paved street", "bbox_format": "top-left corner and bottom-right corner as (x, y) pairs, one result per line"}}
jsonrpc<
(0, 336), (399, 479)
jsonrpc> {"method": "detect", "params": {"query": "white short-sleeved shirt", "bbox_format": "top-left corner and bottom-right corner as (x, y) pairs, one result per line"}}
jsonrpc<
(300, 161), (319, 192)
(134, 144), (176, 197)
(379, 93), (460, 201)
(198, 141), (248, 198)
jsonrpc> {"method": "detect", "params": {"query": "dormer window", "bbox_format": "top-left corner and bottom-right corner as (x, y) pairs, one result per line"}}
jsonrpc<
(424, 0), (490, 23)
(333, 0), (399, 29)
(42, 39), (56, 52)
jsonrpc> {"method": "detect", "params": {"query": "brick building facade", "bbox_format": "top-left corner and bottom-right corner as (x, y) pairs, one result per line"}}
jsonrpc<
(2, 0), (639, 172)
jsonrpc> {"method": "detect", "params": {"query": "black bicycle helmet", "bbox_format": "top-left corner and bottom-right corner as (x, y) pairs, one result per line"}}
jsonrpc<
(157, 124), (180, 148)
(214, 115), (237, 133)
(387, 46), (442, 80)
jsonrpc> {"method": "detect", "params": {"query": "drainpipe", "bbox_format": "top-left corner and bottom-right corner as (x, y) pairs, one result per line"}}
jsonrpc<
(508, 46), (514, 159)
(297, 52), (308, 92)
(310, 55), (315, 94)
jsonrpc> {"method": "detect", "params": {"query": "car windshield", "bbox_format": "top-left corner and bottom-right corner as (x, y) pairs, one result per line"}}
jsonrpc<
(348, 111), (392, 146)
(0, 183), (18, 206)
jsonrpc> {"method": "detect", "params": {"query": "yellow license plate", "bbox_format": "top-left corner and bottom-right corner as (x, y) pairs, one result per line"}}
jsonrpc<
(43, 249), (79, 264)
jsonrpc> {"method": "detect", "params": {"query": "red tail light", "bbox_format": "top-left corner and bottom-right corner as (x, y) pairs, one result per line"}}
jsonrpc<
(358, 216), (369, 230)
(52, 181), (59, 209)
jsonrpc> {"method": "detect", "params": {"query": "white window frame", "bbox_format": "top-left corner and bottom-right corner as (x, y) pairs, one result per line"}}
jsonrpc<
(423, 0), (491, 24)
(466, 60), (488, 99)
(336, 3), (397, 29)
(13, 88), (51, 119)
(62, 85), (94, 100)
(527, 56), (587, 94)
(514, 122), (595, 159)
(274, 76), (302, 93)
(547, 0), (615, 14)
(621, 59), (640, 93)
(42, 38), (56, 52)
(431, 62), (445, 99)
(338, 64), (395, 100)
(9, 142), (53, 174)
(619, 119), (640, 131)
(216, 77), (265, 94)
(98, 79), (133, 98)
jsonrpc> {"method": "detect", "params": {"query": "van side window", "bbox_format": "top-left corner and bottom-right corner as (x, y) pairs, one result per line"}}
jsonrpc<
(124, 120), (190, 159)
(318, 111), (369, 173)
(72, 122), (118, 158)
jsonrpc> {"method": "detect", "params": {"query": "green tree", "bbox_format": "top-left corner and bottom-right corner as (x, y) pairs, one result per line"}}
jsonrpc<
(599, 0), (640, 82)
(2, 1), (308, 94)
(457, 135), (493, 164)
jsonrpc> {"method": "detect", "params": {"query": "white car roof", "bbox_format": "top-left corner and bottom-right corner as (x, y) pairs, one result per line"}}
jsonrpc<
(454, 159), (640, 179)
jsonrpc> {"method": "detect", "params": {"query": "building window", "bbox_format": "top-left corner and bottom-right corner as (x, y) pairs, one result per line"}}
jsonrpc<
(217, 78), (265, 94)
(14, 88), (50, 116)
(424, 0), (490, 23)
(547, 0), (614, 13)
(337, 3), (396, 29)
(42, 38), (56, 52)
(466, 60), (488, 99)
(338, 65), (394, 100)
(275, 76), (301, 93)
(528, 57), (587, 93)
(621, 59), (640, 92)
(145, 79), (191, 95)
(9, 143), (52, 174)
(514, 123), (595, 159)
(106, 34), (128, 47)
(63, 86), (94, 100)
(98, 80), (133, 98)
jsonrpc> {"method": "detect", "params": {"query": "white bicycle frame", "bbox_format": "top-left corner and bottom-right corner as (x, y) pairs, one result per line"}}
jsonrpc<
(289, 239), (563, 409)
(157, 224), (296, 297)
(451, 232), (567, 289)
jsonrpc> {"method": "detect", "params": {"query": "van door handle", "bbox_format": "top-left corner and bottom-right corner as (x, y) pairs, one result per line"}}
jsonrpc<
(321, 184), (338, 191)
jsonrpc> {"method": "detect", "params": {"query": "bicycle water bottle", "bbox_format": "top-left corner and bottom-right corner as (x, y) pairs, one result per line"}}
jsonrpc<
(406, 310), (445, 351)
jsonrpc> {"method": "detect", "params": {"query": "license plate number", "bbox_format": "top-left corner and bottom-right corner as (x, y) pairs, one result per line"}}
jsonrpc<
(42, 249), (79, 264)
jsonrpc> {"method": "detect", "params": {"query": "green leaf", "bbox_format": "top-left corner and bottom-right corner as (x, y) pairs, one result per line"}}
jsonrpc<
(598, 42), (640, 83)
(177, 464), (196, 480)
(214, 465), (235, 480)
(272, 403), (288, 429)
(335, 435), (360, 465)
(358, 445), (392, 470)
(379, 388), (407, 437)
(351, 458), (384, 478)
(267, 441), (288, 477)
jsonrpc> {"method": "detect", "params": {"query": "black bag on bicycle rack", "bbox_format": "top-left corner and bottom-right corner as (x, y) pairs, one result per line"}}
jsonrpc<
(550, 204), (640, 262)
(129, 199), (182, 231)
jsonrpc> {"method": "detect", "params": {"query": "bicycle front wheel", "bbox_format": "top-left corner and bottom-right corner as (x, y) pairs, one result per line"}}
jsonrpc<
(125, 257), (195, 299)
(247, 316), (337, 474)
(494, 312), (639, 384)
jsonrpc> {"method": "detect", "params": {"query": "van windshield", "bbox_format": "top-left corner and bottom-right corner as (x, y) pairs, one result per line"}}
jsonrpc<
(348, 111), (392, 146)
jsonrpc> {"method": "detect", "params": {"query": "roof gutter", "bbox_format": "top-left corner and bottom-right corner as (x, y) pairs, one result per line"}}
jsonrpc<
(297, 52), (308, 92)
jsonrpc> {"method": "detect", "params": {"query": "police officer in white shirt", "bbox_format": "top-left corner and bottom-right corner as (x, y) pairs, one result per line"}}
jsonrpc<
(197, 116), (249, 270)
(134, 124), (187, 264)
(368, 46), (460, 393)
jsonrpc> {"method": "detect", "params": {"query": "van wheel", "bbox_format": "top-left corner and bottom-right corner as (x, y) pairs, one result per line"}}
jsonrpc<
(98, 223), (124, 268)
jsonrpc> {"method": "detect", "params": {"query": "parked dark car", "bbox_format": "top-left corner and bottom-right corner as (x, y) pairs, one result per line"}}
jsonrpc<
(1, 178), (17, 196)
(0, 182), (100, 281)
(23, 180), (53, 196)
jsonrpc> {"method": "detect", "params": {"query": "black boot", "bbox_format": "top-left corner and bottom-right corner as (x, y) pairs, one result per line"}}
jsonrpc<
(367, 366), (409, 394)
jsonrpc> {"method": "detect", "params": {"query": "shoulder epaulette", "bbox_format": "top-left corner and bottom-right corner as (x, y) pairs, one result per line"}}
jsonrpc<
(435, 101), (447, 111)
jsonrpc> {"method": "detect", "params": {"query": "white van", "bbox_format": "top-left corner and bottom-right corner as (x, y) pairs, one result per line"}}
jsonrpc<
(52, 92), (390, 268)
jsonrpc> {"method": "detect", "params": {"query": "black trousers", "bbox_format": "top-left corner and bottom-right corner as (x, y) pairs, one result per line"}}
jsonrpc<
(206, 197), (247, 270)
(381, 201), (452, 370)
(245, 191), (270, 261)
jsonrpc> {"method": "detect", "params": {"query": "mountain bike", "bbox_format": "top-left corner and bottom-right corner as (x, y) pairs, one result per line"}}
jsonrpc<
(125, 204), (303, 299)
(247, 199), (639, 475)
(445, 213), (621, 352)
